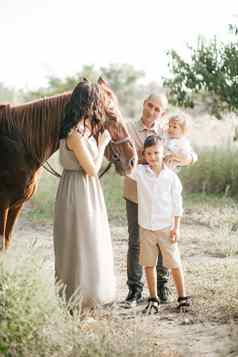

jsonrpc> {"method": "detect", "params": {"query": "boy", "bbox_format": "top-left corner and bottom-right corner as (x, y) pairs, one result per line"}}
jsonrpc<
(128, 135), (191, 314)
(123, 93), (170, 306)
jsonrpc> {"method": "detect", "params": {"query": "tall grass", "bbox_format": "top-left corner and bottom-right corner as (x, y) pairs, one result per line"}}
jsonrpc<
(180, 147), (238, 197)
(101, 171), (125, 225)
(28, 171), (58, 223)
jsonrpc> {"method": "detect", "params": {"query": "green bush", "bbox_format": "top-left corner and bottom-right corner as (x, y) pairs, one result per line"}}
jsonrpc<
(101, 169), (125, 225)
(28, 172), (58, 223)
(180, 147), (238, 197)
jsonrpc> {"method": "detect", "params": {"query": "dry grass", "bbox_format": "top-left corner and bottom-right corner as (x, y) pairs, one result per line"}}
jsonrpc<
(186, 258), (238, 323)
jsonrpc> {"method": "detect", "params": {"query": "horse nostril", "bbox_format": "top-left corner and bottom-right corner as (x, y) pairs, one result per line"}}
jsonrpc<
(130, 159), (135, 167)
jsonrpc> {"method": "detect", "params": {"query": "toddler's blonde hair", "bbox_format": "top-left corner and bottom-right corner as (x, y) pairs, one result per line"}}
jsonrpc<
(168, 112), (191, 134)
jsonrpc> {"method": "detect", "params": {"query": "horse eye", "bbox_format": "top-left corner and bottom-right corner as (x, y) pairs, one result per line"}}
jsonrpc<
(112, 153), (120, 161)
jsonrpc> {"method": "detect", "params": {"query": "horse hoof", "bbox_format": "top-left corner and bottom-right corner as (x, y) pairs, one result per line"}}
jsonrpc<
(5, 240), (10, 250)
(0, 236), (6, 251)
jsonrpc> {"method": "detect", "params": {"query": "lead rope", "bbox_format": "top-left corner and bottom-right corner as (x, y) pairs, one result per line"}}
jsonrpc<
(43, 160), (111, 179)
(99, 162), (112, 178)
(42, 136), (131, 179)
(43, 161), (62, 178)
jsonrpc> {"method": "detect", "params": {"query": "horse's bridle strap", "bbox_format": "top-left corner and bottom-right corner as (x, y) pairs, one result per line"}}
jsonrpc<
(110, 136), (131, 145)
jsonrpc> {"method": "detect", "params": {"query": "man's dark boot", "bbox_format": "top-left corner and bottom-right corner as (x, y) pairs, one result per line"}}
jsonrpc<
(124, 287), (144, 307)
(157, 250), (170, 304)
(157, 284), (171, 304)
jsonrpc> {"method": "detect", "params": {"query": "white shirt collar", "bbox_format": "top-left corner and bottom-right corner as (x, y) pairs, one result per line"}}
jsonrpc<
(144, 163), (168, 176)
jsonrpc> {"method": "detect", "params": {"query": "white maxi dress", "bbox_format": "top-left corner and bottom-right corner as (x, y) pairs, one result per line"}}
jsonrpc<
(53, 136), (116, 308)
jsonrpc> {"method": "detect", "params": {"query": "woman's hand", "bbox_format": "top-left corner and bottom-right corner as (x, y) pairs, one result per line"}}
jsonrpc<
(98, 129), (111, 149)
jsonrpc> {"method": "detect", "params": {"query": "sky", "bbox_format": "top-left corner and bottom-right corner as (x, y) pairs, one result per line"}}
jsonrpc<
(0, 0), (237, 90)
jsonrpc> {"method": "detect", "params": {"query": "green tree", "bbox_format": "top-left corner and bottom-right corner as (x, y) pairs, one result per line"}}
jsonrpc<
(163, 24), (238, 118)
(100, 63), (145, 118)
(0, 83), (21, 104)
(23, 65), (99, 102)
(23, 63), (147, 119)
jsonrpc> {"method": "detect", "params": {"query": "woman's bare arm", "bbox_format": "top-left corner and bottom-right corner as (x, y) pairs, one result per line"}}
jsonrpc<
(67, 130), (111, 176)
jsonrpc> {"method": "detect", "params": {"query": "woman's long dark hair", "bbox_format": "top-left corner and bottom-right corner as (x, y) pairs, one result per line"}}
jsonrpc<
(59, 79), (105, 139)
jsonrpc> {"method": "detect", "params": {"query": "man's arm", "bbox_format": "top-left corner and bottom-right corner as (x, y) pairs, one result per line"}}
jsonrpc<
(164, 140), (198, 167)
(164, 152), (192, 166)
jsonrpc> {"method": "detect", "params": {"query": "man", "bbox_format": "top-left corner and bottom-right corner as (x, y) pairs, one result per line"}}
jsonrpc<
(123, 93), (171, 305)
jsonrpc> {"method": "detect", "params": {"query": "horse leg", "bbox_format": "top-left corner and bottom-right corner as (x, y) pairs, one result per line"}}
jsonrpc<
(0, 207), (9, 251)
(5, 204), (24, 250)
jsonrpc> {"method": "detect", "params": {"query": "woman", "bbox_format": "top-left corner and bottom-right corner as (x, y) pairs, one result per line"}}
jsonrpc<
(53, 80), (116, 310)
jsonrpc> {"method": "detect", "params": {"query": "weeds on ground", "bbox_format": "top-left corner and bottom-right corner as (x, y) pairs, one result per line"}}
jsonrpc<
(0, 245), (160, 357)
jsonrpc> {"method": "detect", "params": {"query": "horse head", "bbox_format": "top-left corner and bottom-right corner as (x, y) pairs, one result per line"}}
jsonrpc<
(96, 78), (136, 175)
(64, 78), (136, 175)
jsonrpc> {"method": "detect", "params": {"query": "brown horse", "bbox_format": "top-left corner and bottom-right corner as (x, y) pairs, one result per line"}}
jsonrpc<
(0, 80), (136, 251)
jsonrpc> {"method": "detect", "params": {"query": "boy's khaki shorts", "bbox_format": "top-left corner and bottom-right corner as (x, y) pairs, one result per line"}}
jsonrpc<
(139, 226), (182, 269)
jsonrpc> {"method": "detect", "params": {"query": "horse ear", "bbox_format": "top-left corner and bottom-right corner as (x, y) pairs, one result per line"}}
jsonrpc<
(97, 76), (107, 85)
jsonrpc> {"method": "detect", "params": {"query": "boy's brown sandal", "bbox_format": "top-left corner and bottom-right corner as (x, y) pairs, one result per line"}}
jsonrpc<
(142, 297), (160, 315)
(177, 296), (192, 312)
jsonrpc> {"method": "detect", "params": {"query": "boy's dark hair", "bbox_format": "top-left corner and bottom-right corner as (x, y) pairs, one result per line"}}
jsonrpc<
(143, 135), (162, 151)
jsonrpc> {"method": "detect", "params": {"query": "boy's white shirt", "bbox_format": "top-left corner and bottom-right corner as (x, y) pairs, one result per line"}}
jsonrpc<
(127, 164), (183, 231)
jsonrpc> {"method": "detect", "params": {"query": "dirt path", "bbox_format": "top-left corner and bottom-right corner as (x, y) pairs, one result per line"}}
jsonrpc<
(11, 211), (238, 357)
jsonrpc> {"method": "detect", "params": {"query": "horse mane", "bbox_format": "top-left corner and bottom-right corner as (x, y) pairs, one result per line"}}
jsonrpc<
(0, 92), (72, 167)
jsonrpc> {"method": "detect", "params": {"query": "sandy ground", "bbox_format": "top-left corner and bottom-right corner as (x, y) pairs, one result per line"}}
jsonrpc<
(9, 208), (238, 357)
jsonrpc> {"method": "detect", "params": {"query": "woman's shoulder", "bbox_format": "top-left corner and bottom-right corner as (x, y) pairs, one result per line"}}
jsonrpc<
(67, 129), (86, 148)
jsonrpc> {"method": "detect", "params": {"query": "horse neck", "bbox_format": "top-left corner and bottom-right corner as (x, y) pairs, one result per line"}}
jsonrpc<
(11, 92), (72, 167)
